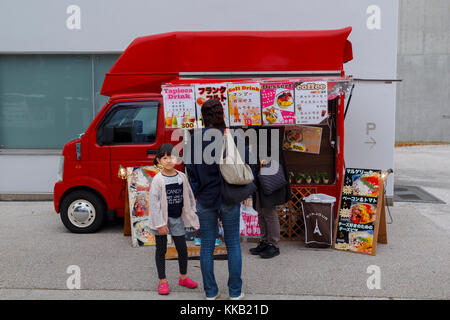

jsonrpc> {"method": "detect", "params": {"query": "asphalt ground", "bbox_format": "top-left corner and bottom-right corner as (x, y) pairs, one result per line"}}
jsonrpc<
(0, 145), (449, 300)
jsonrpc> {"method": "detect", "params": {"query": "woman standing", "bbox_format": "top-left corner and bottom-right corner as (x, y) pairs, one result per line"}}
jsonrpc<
(185, 98), (251, 300)
(250, 126), (292, 259)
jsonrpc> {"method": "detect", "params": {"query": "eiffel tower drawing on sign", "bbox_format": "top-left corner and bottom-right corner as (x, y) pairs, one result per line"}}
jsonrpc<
(313, 219), (322, 236)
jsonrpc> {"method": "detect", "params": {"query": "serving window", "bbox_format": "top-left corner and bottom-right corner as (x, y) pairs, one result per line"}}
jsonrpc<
(283, 97), (339, 186)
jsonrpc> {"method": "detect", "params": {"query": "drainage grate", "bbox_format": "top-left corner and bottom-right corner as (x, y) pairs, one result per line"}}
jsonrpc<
(394, 185), (446, 204)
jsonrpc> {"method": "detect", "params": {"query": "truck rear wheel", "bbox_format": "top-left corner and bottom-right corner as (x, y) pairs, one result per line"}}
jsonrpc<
(60, 190), (106, 233)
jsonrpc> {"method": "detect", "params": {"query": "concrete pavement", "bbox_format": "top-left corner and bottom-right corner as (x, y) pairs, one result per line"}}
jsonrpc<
(0, 145), (449, 300)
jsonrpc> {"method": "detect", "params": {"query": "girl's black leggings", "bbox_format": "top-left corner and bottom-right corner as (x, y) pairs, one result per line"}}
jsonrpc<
(155, 235), (188, 280)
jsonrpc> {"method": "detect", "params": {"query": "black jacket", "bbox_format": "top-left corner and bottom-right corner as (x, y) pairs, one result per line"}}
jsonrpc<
(251, 127), (292, 209)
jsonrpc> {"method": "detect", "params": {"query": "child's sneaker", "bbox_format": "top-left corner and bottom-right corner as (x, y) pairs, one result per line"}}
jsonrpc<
(158, 282), (170, 295)
(179, 277), (198, 289)
(194, 237), (201, 246)
(215, 238), (222, 246)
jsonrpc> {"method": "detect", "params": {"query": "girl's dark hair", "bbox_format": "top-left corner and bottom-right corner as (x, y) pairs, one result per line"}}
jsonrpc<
(201, 98), (226, 129)
(154, 143), (175, 165)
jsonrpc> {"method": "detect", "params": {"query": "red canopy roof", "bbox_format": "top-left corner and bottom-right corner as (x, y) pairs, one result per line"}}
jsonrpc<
(101, 27), (353, 97)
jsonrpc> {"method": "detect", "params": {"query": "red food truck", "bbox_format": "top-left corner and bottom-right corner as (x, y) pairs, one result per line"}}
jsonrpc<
(54, 27), (353, 234)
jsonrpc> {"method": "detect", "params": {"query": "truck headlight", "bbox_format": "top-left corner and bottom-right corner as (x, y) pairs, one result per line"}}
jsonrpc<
(57, 156), (64, 181)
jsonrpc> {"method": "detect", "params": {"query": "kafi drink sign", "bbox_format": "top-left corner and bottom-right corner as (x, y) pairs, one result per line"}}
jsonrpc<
(294, 81), (328, 125)
(162, 86), (197, 129)
(228, 83), (262, 126)
(195, 83), (229, 128)
(334, 168), (383, 255)
(261, 82), (295, 125)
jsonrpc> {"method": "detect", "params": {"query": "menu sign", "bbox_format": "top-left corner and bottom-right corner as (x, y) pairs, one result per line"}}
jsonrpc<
(282, 125), (323, 154)
(294, 81), (328, 125)
(334, 168), (383, 255)
(126, 166), (160, 247)
(261, 82), (295, 125)
(195, 83), (229, 128)
(228, 83), (262, 126)
(162, 86), (197, 129)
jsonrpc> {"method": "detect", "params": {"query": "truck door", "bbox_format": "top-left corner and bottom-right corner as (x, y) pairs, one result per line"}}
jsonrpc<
(96, 99), (164, 214)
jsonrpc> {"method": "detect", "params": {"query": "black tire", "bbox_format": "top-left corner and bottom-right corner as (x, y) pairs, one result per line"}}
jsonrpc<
(60, 190), (106, 233)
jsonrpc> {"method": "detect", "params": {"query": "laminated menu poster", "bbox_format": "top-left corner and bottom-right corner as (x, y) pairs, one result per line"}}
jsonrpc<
(228, 83), (262, 126)
(334, 168), (384, 256)
(126, 166), (160, 247)
(294, 81), (328, 125)
(162, 86), (197, 129)
(261, 82), (295, 125)
(194, 83), (230, 127)
(282, 125), (323, 154)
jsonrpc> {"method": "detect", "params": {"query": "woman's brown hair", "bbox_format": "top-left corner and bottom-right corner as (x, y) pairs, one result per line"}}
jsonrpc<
(201, 98), (226, 129)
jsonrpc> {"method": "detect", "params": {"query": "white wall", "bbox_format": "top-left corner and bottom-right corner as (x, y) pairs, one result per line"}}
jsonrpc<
(0, 153), (60, 194)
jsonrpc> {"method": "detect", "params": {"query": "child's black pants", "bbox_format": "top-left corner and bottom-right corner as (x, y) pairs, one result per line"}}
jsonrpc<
(155, 235), (188, 279)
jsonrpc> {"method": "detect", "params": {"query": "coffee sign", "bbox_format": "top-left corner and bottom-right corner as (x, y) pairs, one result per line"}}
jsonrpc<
(294, 80), (328, 125)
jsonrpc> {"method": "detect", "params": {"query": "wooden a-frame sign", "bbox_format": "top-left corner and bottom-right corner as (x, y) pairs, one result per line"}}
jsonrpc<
(124, 187), (131, 236)
(333, 168), (388, 256)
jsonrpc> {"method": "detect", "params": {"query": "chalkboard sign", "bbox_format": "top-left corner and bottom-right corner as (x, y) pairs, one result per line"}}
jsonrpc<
(334, 168), (387, 256)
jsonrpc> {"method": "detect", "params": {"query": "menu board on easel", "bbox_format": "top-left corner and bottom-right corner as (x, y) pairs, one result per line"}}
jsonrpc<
(334, 168), (387, 256)
(126, 166), (160, 247)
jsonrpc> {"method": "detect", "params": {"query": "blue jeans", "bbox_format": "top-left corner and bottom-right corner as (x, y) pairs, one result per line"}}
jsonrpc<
(196, 201), (242, 298)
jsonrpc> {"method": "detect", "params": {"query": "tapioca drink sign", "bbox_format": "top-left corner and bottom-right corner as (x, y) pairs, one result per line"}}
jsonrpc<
(162, 86), (197, 129)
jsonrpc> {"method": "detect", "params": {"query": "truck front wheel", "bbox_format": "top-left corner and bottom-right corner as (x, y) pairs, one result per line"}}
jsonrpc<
(60, 190), (106, 233)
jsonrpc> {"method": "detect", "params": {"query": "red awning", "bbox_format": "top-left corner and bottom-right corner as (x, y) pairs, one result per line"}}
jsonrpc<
(101, 27), (352, 97)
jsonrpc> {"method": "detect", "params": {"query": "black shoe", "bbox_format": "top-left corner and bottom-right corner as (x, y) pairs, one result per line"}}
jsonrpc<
(259, 244), (280, 259)
(249, 241), (269, 255)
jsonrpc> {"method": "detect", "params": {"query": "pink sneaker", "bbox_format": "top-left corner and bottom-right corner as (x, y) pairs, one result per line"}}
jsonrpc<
(158, 282), (170, 295)
(179, 277), (198, 289)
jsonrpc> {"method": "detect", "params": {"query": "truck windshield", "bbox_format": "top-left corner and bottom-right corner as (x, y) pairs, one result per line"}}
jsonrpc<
(98, 102), (158, 145)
